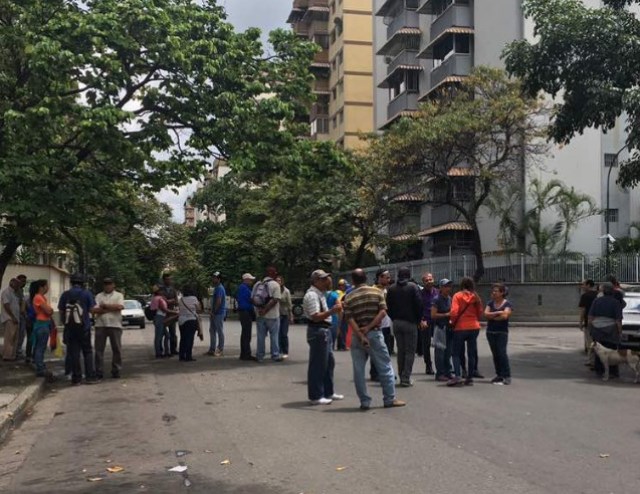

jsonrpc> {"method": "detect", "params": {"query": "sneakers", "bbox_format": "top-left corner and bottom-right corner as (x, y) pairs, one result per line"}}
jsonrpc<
(309, 398), (333, 405)
(446, 377), (463, 387)
(472, 372), (485, 379)
(359, 403), (371, 411)
(464, 378), (474, 386)
(84, 377), (100, 385)
(205, 350), (215, 356)
(282, 354), (289, 359)
(214, 349), (223, 357)
(384, 399), (407, 408)
(330, 393), (344, 400)
(273, 357), (284, 362)
(503, 377), (512, 385)
(425, 365), (434, 375)
(491, 376), (504, 385)
(399, 380), (414, 387)
(436, 375), (450, 382)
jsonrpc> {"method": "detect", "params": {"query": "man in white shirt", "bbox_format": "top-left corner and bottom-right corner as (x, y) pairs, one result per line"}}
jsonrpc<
(302, 270), (344, 405)
(1, 279), (21, 361)
(92, 278), (125, 379)
(252, 266), (283, 362)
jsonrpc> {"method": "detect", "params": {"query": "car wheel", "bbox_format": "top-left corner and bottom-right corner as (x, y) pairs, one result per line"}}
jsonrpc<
(139, 319), (146, 329)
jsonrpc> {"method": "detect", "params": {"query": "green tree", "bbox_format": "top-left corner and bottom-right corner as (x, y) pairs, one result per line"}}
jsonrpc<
(374, 67), (547, 280)
(555, 186), (599, 254)
(525, 178), (564, 261)
(0, 0), (317, 285)
(503, 0), (640, 186)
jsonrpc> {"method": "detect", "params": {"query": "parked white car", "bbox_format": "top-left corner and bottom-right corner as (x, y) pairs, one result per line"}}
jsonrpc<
(621, 292), (640, 349)
(122, 300), (146, 329)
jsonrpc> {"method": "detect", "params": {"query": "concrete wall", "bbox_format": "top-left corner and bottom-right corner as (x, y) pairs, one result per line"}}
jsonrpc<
(1, 264), (70, 313)
(473, 0), (523, 67)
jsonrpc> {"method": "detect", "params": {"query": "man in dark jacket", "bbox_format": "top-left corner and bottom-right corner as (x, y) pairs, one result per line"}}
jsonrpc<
(386, 267), (423, 387)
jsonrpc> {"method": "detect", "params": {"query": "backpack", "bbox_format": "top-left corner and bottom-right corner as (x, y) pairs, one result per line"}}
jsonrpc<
(64, 297), (85, 333)
(252, 280), (272, 308)
(144, 305), (157, 321)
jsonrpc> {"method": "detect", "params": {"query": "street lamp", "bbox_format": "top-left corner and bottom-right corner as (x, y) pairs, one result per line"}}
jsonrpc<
(605, 145), (627, 274)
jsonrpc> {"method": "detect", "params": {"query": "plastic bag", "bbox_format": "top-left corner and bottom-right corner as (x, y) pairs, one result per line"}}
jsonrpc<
(54, 332), (64, 358)
(432, 324), (447, 350)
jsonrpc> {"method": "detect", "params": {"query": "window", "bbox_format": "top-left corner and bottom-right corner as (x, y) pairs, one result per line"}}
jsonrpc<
(407, 71), (420, 93)
(338, 110), (344, 124)
(604, 153), (618, 167)
(332, 116), (337, 129)
(604, 208), (619, 223)
(314, 34), (329, 50)
(331, 29), (336, 44)
(337, 49), (344, 66)
(331, 88), (337, 100)
(311, 118), (329, 135)
(337, 79), (343, 95)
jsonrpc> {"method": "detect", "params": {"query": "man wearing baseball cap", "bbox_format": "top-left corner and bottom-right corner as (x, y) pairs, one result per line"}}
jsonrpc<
(302, 269), (344, 405)
(236, 273), (256, 360)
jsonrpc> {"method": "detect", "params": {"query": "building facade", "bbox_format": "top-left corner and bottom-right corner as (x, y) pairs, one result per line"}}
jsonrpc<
(373, 0), (637, 258)
(184, 159), (230, 227)
(289, 0), (374, 148)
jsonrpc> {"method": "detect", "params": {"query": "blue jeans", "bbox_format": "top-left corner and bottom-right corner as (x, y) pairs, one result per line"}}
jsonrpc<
(434, 326), (454, 378)
(279, 315), (290, 355)
(154, 314), (169, 357)
(33, 321), (50, 375)
(351, 330), (396, 407)
(452, 330), (479, 378)
(256, 317), (280, 360)
(486, 331), (511, 378)
(209, 314), (225, 352)
(306, 325), (335, 400)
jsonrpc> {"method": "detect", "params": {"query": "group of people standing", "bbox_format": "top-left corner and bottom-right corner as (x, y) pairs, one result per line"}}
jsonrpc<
(302, 267), (514, 409)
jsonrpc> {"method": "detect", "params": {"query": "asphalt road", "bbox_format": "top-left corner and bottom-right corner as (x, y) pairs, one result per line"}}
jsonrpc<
(0, 319), (638, 494)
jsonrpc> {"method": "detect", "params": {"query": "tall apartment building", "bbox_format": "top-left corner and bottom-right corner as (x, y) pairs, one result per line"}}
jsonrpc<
(373, 0), (637, 257)
(288, 0), (374, 148)
(183, 159), (230, 227)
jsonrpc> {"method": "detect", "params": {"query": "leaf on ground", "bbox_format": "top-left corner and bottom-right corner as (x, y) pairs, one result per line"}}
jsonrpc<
(599, 453), (610, 458)
(87, 477), (104, 482)
(106, 466), (125, 473)
(220, 459), (231, 465)
(204, 449), (214, 453)
(168, 465), (188, 473)
(335, 466), (348, 471)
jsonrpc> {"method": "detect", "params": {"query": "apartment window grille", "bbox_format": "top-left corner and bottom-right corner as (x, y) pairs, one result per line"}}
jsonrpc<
(604, 153), (618, 167)
(332, 88), (337, 100)
(315, 34), (330, 49)
(338, 79), (344, 95)
(604, 208), (619, 223)
(337, 49), (344, 66)
(332, 116), (337, 129)
(339, 110), (344, 124)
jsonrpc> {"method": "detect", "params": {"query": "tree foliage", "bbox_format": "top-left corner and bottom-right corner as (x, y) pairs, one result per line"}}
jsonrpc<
(504, 0), (640, 186)
(0, 0), (317, 285)
(369, 67), (547, 280)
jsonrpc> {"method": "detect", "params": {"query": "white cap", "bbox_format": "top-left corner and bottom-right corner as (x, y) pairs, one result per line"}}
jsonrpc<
(242, 273), (256, 281)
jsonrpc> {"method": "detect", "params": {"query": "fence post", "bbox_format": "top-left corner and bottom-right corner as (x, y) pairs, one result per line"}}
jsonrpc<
(463, 255), (467, 278)
(581, 255), (585, 282)
(636, 254), (639, 283)
(448, 246), (452, 280)
(520, 253), (525, 284)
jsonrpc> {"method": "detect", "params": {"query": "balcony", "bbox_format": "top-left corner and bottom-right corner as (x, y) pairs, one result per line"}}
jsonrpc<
(387, 9), (420, 39)
(431, 4), (472, 42)
(310, 101), (329, 121)
(430, 205), (461, 226)
(387, 91), (419, 122)
(312, 78), (330, 94)
(293, 22), (309, 37)
(379, 50), (422, 88)
(430, 53), (471, 89)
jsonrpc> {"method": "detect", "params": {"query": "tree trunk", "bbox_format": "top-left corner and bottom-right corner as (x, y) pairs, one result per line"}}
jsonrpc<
(470, 223), (485, 282)
(353, 234), (370, 268)
(0, 235), (21, 288)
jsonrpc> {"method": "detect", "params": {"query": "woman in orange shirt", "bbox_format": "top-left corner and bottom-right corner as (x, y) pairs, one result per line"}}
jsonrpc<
(447, 277), (483, 387)
(31, 280), (54, 378)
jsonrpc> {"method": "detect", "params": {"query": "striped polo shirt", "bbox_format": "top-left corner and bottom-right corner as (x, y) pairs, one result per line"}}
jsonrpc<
(343, 285), (387, 328)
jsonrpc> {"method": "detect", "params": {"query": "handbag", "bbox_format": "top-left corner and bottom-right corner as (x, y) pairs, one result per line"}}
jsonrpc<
(180, 297), (203, 340)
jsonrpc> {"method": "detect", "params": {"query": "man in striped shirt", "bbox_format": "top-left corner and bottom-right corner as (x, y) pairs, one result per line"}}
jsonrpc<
(343, 269), (406, 411)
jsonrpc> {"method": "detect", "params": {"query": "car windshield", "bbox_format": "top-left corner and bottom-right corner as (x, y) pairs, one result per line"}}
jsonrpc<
(124, 300), (141, 310)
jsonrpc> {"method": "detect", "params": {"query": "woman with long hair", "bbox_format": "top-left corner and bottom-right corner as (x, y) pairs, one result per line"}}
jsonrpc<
(447, 277), (483, 387)
(178, 285), (202, 362)
(31, 280), (54, 379)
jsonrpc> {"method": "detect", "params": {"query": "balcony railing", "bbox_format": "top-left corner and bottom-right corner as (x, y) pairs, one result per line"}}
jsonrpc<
(387, 50), (421, 76)
(431, 4), (472, 41)
(387, 9), (420, 39)
(387, 91), (419, 121)
(430, 53), (471, 88)
(312, 78), (330, 93)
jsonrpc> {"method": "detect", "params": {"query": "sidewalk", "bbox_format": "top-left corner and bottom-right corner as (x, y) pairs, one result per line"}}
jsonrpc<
(0, 336), (62, 444)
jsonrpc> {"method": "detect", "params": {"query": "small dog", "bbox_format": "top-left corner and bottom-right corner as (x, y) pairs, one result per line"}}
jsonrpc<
(592, 342), (640, 383)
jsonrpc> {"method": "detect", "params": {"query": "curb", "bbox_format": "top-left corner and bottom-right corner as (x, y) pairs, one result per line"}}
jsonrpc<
(0, 380), (46, 444)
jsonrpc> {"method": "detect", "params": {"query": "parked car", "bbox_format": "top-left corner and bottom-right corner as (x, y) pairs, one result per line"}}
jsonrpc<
(620, 292), (640, 349)
(122, 299), (146, 328)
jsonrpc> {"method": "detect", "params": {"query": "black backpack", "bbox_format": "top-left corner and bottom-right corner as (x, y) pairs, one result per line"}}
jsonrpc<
(64, 297), (85, 333)
(144, 305), (157, 321)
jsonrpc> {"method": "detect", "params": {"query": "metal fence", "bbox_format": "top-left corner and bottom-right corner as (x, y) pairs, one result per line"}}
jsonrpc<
(337, 253), (640, 285)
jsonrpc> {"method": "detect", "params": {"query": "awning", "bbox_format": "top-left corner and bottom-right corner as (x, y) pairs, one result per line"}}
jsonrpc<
(393, 221), (473, 241)
(378, 64), (423, 88)
(418, 27), (474, 58)
(287, 8), (306, 23)
(377, 28), (422, 56)
(391, 193), (426, 202)
(420, 75), (466, 99)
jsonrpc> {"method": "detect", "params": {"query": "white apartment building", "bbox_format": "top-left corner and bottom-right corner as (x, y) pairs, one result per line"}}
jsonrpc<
(184, 159), (231, 227)
(373, 0), (637, 258)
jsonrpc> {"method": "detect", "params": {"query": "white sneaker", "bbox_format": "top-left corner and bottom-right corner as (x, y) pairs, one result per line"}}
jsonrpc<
(309, 398), (333, 405)
(330, 393), (344, 400)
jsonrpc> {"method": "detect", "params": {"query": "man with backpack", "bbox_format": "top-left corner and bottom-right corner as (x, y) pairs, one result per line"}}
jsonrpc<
(58, 273), (99, 385)
(251, 266), (283, 362)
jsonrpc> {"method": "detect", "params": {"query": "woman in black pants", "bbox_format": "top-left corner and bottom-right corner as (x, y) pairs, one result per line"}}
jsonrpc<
(178, 285), (202, 362)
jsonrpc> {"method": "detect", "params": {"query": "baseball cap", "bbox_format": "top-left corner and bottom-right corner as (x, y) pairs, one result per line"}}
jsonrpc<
(212, 271), (221, 278)
(242, 273), (256, 281)
(338, 279), (347, 285)
(103, 277), (115, 284)
(311, 269), (331, 281)
(439, 278), (453, 287)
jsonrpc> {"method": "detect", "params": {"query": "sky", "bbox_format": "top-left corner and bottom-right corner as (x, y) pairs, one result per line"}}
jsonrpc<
(157, 0), (291, 221)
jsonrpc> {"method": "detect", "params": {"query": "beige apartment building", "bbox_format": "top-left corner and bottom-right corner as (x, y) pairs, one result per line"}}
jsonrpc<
(288, 0), (374, 149)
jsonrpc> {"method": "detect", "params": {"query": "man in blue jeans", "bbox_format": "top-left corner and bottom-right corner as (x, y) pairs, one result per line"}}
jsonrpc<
(252, 266), (283, 362)
(344, 269), (406, 410)
(207, 272), (226, 356)
(302, 270), (344, 405)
